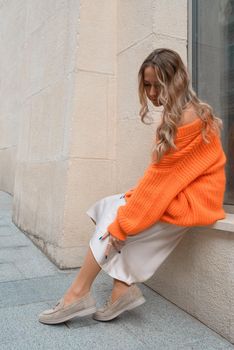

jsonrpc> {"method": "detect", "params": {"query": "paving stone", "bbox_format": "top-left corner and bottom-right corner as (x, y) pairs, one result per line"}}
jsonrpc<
(0, 262), (24, 282)
(0, 221), (19, 235)
(0, 243), (60, 279)
(0, 274), (75, 308)
(0, 234), (31, 247)
(0, 278), (41, 308)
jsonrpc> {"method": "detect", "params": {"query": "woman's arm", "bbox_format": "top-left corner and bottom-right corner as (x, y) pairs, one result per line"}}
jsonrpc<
(107, 135), (226, 241)
(107, 164), (190, 240)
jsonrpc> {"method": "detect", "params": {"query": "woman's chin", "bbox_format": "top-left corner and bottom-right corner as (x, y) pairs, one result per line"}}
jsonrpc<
(152, 100), (162, 107)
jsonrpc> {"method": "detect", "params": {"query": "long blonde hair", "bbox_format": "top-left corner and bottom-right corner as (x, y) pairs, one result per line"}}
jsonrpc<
(138, 48), (223, 163)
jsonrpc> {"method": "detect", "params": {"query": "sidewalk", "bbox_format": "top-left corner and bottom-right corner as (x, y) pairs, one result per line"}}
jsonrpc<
(0, 190), (233, 350)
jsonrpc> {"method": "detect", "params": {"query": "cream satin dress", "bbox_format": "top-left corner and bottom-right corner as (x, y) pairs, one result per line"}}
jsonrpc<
(86, 193), (190, 285)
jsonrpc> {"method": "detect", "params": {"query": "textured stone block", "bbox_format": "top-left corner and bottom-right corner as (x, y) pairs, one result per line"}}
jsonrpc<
(153, 0), (187, 39)
(0, 1), (26, 68)
(118, 34), (156, 120)
(116, 118), (158, 192)
(61, 158), (116, 249)
(118, 0), (153, 52)
(0, 147), (16, 194)
(77, 0), (116, 74)
(12, 161), (67, 245)
(145, 227), (234, 343)
(25, 0), (67, 35)
(24, 10), (67, 94)
(27, 78), (68, 162)
(70, 71), (114, 159)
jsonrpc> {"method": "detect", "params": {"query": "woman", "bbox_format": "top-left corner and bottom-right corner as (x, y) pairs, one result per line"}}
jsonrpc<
(38, 48), (226, 324)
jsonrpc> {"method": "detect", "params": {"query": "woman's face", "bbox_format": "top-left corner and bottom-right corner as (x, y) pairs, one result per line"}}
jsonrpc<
(143, 66), (162, 107)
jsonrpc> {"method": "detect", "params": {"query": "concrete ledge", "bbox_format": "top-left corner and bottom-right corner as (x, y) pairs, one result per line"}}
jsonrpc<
(206, 213), (234, 233)
(144, 213), (234, 344)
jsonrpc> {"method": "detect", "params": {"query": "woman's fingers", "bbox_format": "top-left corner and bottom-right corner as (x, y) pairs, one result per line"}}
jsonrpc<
(104, 238), (120, 258)
(99, 231), (110, 241)
(104, 240), (112, 258)
(111, 239), (121, 253)
(101, 232), (125, 258)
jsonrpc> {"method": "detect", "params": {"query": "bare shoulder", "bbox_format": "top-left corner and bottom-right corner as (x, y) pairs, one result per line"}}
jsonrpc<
(178, 107), (200, 127)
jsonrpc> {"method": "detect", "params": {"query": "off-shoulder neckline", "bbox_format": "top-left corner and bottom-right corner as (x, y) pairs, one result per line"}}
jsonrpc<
(176, 117), (203, 139)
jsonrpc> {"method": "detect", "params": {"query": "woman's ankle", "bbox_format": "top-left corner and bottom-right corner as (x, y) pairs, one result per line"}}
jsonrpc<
(111, 280), (132, 302)
(66, 286), (90, 299)
(113, 279), (131, 291)
(63, 288), (90, 306)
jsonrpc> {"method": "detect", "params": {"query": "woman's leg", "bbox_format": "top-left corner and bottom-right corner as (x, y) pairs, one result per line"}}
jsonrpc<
(63, 247), (101, 306)
(110, 278), (132, 302)
(63, 248), (132, 306)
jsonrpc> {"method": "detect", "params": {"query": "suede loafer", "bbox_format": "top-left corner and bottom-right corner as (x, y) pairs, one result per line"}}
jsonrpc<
(38, 292), (97, 324)
(93, 284), (145, 322)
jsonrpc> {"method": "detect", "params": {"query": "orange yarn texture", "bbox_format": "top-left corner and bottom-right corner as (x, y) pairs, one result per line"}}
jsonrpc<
(107, 118), (227, 241)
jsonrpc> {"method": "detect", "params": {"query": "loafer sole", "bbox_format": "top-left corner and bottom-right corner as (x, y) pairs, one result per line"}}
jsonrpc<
(39, 305), (97, 324)
(93, 296), (146, 322)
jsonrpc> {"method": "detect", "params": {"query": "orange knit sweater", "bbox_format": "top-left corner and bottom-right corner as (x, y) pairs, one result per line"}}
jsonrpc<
(107, 118), (227, 241)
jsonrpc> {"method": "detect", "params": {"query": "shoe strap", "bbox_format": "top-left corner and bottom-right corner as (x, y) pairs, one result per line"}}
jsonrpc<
(53, 297), (63, 310)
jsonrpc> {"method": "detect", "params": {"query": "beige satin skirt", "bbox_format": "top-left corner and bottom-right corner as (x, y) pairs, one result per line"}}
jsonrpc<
(86, 193), (190, 285)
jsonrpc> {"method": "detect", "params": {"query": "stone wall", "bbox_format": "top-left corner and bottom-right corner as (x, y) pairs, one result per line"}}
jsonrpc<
(0, 0), (187, 267)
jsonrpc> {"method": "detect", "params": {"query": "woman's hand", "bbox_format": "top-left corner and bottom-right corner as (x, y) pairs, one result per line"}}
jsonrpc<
(99, 231), (125, 258)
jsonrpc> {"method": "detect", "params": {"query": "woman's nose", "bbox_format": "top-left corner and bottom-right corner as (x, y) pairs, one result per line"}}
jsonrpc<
(149, 85), (157, 96)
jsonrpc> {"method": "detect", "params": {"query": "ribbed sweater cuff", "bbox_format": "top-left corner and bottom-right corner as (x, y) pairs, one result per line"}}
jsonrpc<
(107, 220), (127, 241)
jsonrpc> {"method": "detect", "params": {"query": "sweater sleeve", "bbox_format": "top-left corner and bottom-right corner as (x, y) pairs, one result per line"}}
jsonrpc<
(107, 163), (187, 240)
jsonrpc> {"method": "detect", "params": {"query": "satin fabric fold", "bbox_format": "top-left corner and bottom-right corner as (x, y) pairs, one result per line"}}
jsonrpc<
(86, 193), (190, 285)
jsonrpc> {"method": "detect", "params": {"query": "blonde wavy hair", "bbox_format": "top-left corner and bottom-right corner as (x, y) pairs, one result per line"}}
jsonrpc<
(138, 48), (223, 164)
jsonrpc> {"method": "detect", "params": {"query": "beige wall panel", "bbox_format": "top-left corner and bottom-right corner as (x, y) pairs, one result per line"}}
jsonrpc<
(106, 76), (117, 160)
(0, 63), (23, 124)
(6, 0), (118, 266)
(116, 118), (159, 192)
(22, 26), (48, 97)
(25, 0), (67, 35)
(61, 158), (117, 248)
(0, 147), (16, 194)
(23, 9), (71, 97)
(27, 80), (68, 162)
(0, 2), (26, 71)
(14, 100), (31, 162)
(43, 243), (92, 268)
(70, 71), (113, 159)
(0, 113), (19, 149)
(76, 0), (116, 74)
(117, 0), (153, 52)
(153, 0), (187, 39)
(117, 34), (156, 120)
(0, 2), (27, 194)
(12, 161), (67, 245)
(16, 72), (76, 163)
